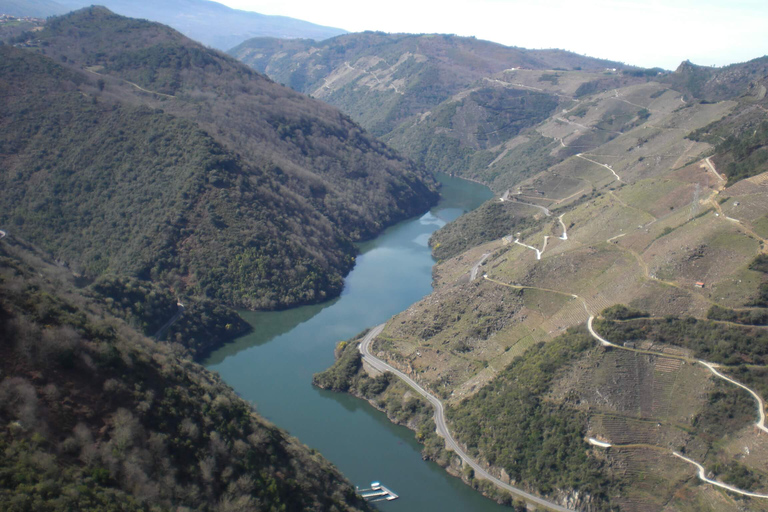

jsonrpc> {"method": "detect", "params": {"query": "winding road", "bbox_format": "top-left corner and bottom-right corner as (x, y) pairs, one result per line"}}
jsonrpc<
(576, 154), (622, 182)
(673, 452), (768, 499)
(359, 325), (574, 512)
(478, 276), (768, 499)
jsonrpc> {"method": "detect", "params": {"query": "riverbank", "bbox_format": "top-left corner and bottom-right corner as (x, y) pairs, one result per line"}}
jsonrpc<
(205, 174), (507, 512)
(313, 328), (577, 510)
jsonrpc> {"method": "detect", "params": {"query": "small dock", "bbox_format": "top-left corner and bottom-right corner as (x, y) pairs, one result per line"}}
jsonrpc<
(357, 481), (399, 502)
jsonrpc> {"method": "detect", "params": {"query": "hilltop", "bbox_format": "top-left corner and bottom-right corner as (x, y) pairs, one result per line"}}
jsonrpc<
(0, 8), (438, 321)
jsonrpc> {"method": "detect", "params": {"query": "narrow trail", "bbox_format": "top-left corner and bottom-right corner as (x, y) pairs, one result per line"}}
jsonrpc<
(673, 452), (768, 499)
(509, 197), (551, 216)
(85, 68), (175, 98)
(480, 275), (768, 499)
(703, 156), (725, 184)
(359, 325), (574, 512)
(611, 89), (655, 112)
(707, 190), (768, 249)
(0, 230), (6, 239)
(470, 253), (490, 281)
(514, 235), (549, 260)
(576, 153), (622, 182)
(558, 214), (568, 240)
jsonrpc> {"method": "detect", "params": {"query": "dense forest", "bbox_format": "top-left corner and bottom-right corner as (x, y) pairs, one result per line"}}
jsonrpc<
(0, 7), (438, 314)
(0, 235), (370, 511)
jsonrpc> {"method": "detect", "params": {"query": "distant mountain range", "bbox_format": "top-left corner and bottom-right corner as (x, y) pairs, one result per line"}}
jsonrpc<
(0, 0), (347, 48)
(231, 32), (639, 175)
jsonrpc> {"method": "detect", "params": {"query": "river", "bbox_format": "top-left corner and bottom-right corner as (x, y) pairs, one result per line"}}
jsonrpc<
(204, 174), (511, 511)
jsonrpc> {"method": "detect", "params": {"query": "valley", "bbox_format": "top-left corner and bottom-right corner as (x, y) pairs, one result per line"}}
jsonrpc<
(1, 4), (767, 511)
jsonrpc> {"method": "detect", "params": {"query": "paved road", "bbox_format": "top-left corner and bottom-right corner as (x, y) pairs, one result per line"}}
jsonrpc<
(699, 361), (768, 434)
(514, 235), (548, 260)
(359, 325), (574, 512)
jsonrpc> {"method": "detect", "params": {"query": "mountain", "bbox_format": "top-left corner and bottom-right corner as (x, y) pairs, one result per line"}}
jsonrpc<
(0, 7), (438, 318)
(54, 0), (346, 49)
(230, 33), (644, 178)
(232, 33), (633, 139)
(315, 53), (768, 510)
(0, 232), (371, 511)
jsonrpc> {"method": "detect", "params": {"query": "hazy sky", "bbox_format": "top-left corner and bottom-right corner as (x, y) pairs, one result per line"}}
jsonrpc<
(215, 0), (768, 70)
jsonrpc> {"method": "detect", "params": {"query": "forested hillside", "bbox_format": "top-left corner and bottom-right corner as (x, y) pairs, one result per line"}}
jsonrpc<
(0, 8), (438, 315)
(0, 234), (371, 511)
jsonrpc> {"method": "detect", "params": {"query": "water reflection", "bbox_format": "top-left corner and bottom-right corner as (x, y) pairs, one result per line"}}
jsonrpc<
(205, 298), (340, 365)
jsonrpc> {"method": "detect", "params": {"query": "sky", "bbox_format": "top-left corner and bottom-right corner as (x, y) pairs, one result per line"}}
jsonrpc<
(214, 0), (768, 70)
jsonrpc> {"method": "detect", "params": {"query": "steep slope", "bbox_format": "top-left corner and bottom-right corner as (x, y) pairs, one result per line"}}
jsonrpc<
(0, 8), (438, 312)
(231, 33), (634, 138)
(54, 0), (346, 49)
(318, 56), (768, 510)
(0, 233), (371, 511)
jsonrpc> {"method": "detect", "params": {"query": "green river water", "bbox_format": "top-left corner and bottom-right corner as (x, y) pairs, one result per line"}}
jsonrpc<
(204, 174), (513, 511)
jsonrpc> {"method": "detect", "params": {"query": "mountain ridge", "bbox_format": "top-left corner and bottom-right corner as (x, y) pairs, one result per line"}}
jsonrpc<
(0, 7), (438, 314)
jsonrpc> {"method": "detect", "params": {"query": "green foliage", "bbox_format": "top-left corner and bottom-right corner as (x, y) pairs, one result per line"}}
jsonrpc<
(600, 304), (650, 320)
(693, 381), (756, 440)
(312, 339), (363, 392)
(90, 275), (178, 334)
(594, 316), (768, 366)
(0, 237), (370, 512)
(0, 9), (438, 312)
(750, 254), (768, 274)
(447, 328), (614, 505)
(706, 305), (768, 326)
(430, 200), (539, 260)
(538, 73), (559, 84)
(708, 461), (763, 492)
(715, 121), (768, 182)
